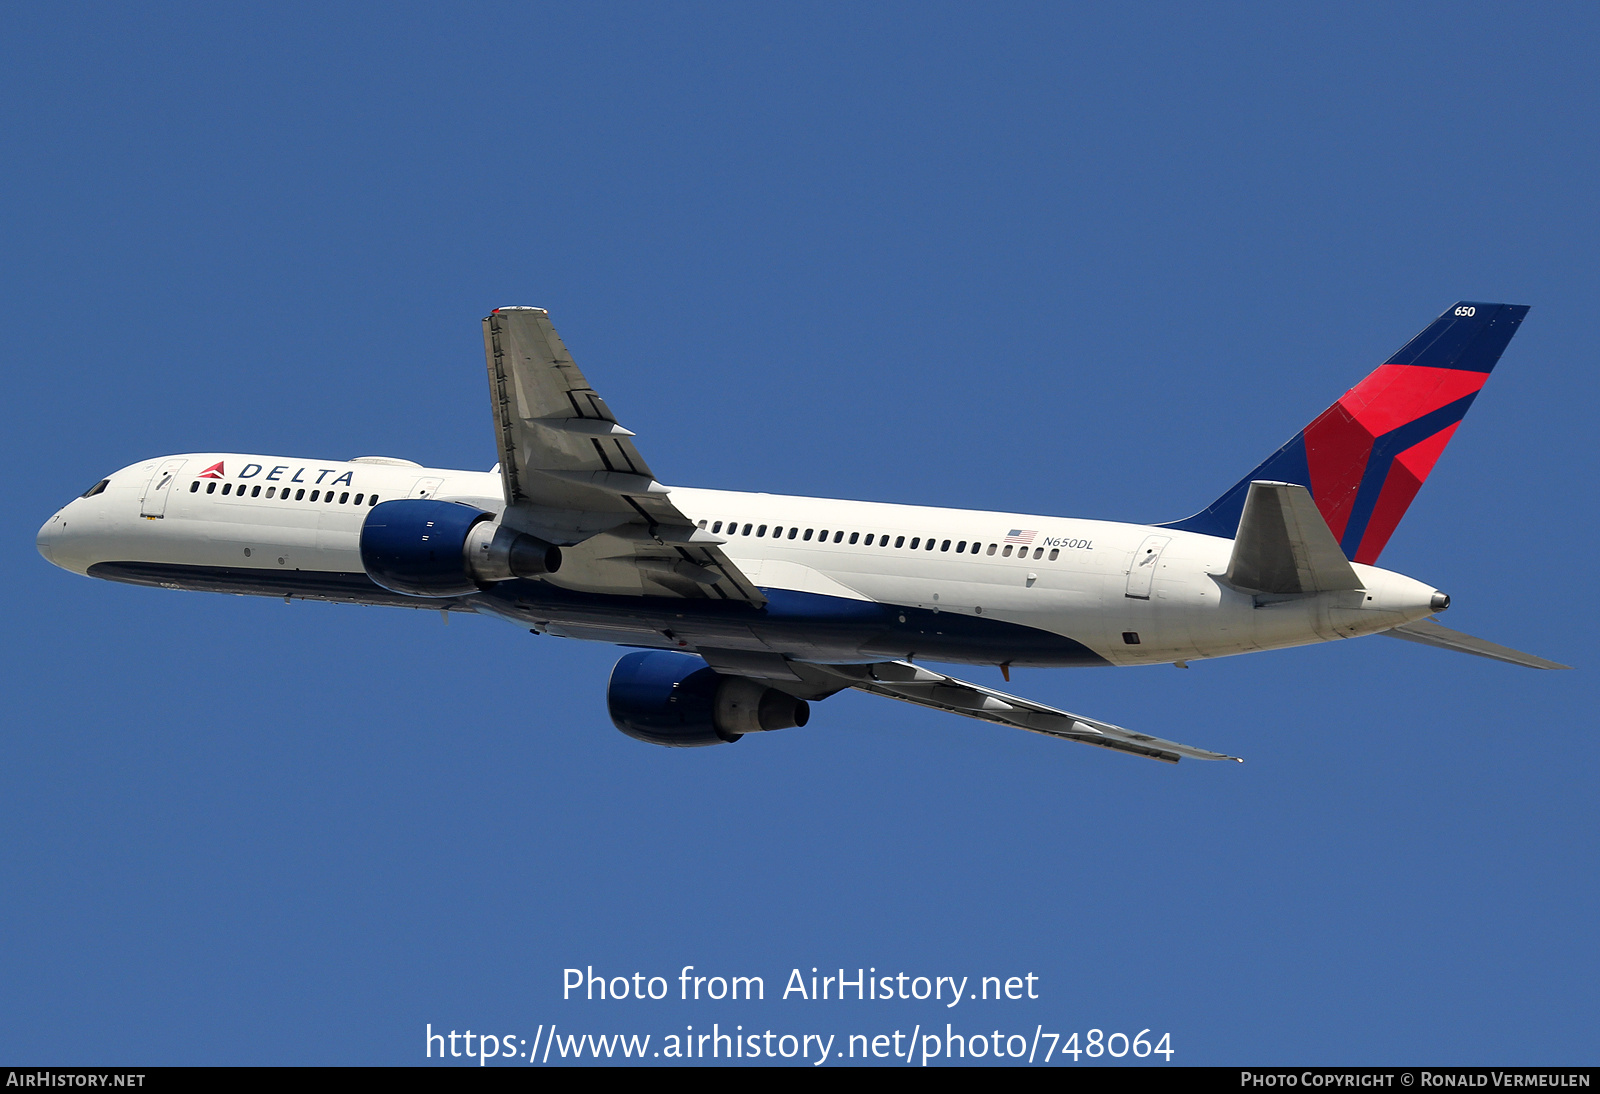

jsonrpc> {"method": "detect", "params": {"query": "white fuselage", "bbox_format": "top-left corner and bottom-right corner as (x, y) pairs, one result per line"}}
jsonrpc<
(38, 452), (1444, 668)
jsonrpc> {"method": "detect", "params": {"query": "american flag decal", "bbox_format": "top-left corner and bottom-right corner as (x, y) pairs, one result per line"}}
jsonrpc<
(1004, 529), (1036, 545)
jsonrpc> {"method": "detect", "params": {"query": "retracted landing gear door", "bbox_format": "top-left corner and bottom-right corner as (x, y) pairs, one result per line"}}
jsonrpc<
(140, 459), (188, 518)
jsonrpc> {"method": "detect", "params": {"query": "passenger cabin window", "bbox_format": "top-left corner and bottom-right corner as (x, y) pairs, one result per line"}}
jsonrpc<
(189, 481), (199, 493)
(909, 537), (919, 549)
(368, 495), (379, 505)
(940, 539), (950, 551)
(252, 485), (261, 497)
(295, 489), (305, 500)
(757, 524), (767, 537)
(848, 532), (859, 544)
(309, 490), (319, 501)
(1002, 544), (1013, 557)
(222, 483), (232, 495)
(1048, 548), (1060, 560)
(353, 493), (362, 504)
(206, 482), (217, 494)
(267, 487), (277, 498)
(788, 527), (798, 539)
(698, 520), (707, 529)
(712, 521), (722, 533)
(742, 524), (752, 535)
(987, 543), (997, 555)
(803, 529), (813, 541)
(863, 534), (873, 546)
(895, 536), (905, 548)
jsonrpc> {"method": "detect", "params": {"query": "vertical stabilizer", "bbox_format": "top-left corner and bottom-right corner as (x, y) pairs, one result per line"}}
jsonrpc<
(1163, 302), (1528, 563)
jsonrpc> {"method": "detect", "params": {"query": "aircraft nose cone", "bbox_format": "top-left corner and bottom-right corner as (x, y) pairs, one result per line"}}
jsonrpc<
(1430, 591), (1451, 612)
(36, 512), (60, 565)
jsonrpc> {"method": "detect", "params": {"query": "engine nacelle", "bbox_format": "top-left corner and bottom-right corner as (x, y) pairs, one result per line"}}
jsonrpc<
(607, 651), (811, 747)
(462, 518), (562, 583)
(360, 499), (561, 598)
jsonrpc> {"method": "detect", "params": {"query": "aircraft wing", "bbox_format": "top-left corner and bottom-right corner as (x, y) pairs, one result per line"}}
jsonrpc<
(482, 307), (765, 605)
(781, 659), (1241, 763)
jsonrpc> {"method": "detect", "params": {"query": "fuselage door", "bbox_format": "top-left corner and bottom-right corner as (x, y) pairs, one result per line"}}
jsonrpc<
(139, 459), (188, 518)
(1124, 534), (1172, 600)
(409, 476), (445, 499)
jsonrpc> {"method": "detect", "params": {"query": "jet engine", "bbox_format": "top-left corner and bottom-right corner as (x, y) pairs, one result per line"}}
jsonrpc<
(359, 499), (561, 597)
(607, 650), (811, 747)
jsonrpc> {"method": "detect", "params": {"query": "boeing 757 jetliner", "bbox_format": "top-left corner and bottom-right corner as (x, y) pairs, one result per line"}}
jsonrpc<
(37, 303), (1567, 762)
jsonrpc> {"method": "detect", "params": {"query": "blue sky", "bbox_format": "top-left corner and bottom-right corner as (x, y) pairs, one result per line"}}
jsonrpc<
(3, 2), (1595, 1065)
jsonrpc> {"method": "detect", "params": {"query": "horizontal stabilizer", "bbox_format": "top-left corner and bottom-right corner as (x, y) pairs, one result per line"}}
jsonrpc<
(1224, 481), (1363, 595)
(1381, 618), (1571, 670)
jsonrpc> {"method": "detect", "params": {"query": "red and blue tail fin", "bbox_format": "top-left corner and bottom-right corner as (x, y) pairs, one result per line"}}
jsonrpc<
(1162, 302), (1529, 564)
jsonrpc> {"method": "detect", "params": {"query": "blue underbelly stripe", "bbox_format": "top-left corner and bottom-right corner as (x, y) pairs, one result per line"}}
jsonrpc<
(87, 562), (1110, 668)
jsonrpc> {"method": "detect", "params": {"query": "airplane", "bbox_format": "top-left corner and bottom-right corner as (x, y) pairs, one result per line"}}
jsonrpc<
(36, 302), (1569, 763)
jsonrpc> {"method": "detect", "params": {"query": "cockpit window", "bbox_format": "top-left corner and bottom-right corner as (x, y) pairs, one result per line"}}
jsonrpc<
(81, 479), (109, 499)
